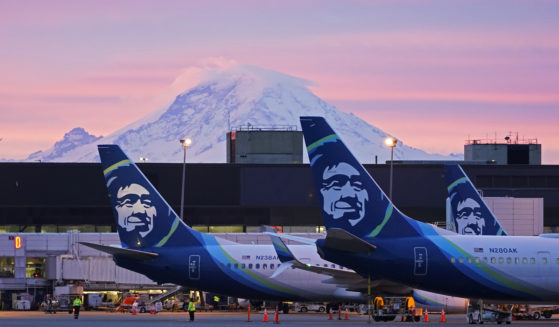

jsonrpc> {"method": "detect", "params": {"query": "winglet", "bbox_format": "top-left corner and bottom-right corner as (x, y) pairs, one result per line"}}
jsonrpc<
(268, 230), (297, 263)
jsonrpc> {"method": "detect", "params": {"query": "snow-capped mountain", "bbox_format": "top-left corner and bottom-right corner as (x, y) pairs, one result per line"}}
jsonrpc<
(26, 127), (101, 162)
(25, 64), (461, 163)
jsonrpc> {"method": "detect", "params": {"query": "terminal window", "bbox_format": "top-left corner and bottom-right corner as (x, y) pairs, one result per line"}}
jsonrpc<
(0, 257), (15, 278)
(26, 257), (46, 278)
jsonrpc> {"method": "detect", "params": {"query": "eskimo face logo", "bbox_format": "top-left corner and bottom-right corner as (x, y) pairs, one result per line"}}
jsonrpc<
(115, 183), (156, 237)
(454, 198), (485, 235)
(320, 162), (369, 226)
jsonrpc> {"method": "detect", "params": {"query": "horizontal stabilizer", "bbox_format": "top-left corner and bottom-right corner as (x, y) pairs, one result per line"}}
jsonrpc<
(324, 228), (376, 253)
(80, 242), (158, 260)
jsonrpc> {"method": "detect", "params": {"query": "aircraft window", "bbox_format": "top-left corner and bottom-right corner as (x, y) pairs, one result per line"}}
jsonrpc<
(458, 257), (464, 264)
(474, 257), (480, 264)
(483, 257), (488, 263)
(450, 257), (456, 263)
(491, 257), (496, 264)
(241, 263), (246, 269)
(522, 258), (528, 264)
(331, 264), (336, 268)
(227, 263), (231, 268)
(248, 263), (253, 269)
(316, 264), (320, 266)
(339, 265), (343, 269)
(467, 257), (472, 264)
(542, 258), (548, 264)
(255, 264), (260, 269)
(263, 264), (267, 270)
(220, 263), (225, 268)
(498, 257), (504, 264)
(323, 264), (328, 267)
(506, 258), (511, 264)
(515, 258), (520, 264)
(530, 258), (535, 264)
(270, 264), (275, 269)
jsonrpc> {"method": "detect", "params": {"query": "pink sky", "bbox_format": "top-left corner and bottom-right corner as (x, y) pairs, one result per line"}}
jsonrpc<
(1, 0), (559, 162)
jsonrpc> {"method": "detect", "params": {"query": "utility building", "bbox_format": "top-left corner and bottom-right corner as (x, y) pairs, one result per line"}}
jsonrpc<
(464, 133), (541, 165)
(226, 125), (303, 164)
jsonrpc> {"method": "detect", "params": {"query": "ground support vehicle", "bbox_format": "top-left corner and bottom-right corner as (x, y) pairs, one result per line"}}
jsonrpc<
(512, 304), (555, 320)
(295, 303), (326, 313)
(371, 297), (422, 322)
(467, 303), (512, 324)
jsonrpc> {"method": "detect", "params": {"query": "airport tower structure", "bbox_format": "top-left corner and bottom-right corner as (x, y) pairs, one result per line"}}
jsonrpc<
(464, 132), (541, 165)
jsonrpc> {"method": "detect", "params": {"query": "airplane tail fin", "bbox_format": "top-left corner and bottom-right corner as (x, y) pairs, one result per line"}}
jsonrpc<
(300, 117), (419, 239)
(445, 164), (507, 236)
(98, 145), (203, 249)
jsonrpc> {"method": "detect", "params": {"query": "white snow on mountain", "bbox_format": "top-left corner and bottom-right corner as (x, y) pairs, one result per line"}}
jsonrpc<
(23, 63), (462, 163)
(25, 127), (102, 162)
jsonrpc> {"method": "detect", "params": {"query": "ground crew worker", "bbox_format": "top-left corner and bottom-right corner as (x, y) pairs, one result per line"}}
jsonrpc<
(73, 297), (82, 319)
(187, 298), (196, 321)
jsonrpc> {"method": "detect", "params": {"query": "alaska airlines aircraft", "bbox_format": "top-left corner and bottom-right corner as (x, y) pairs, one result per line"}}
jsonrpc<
(82, 144), (367, 302)
(445, 164), (507, 236)
(268, 229), (471, 313)
(300, 116), (559, 302)
(266, 165), (510, 312)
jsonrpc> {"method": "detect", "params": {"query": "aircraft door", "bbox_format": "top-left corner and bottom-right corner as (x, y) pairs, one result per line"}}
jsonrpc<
(189, 254), (200, 280)
(414, 247), (428, 276)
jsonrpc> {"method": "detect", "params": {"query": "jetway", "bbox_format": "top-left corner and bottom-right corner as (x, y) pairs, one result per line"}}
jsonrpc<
(0, 230), (323, 292)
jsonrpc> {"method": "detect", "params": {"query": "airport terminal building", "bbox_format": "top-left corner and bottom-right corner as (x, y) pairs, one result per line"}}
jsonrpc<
(1, 130), (559, 309)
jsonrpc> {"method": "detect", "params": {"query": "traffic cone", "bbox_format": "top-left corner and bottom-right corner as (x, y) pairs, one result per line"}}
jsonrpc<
(440, 308), (446, 323)
(274, 305), (279, 324)
(338, 305), (342, 320)
(424, 309), (429, 322)
(247, 303), (251, 322)
(329, 310), (333, 320)
(401, 314), (406, 322)
(263, 308), (268, 322)
(344, 308), (349, 320)
(132, 308), (136, 315)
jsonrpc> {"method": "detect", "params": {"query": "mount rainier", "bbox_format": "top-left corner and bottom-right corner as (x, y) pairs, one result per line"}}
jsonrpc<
(25, 64), (460, 163)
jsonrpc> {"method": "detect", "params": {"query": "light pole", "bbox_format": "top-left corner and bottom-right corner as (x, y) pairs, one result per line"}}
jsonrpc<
(180, 138), (192, 221)
(139, 157), (148, 163)
(385, 137), (397, 200)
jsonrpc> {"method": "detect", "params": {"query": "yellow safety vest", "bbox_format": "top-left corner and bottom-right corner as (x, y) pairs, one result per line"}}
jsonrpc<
(73, 298), (82, 306)
(188, 301), (196, 312)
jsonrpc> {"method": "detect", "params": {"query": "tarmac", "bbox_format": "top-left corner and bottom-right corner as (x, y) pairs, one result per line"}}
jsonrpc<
(1, 311), (559, 326)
